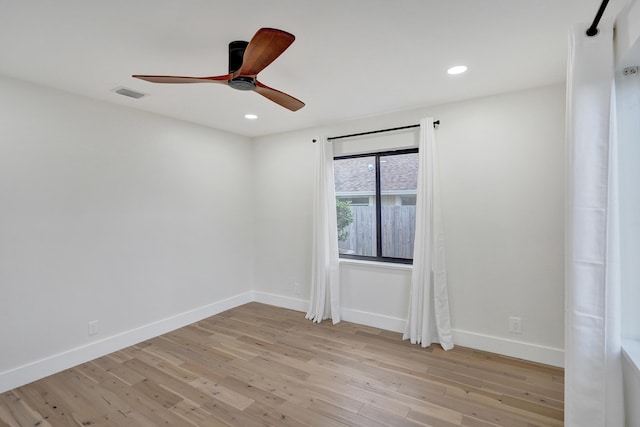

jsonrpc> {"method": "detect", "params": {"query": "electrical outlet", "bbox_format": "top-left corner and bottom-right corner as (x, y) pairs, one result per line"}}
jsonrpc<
(88, 320), (99, 336)
(623, 66), (638, 76)
(508, 316), (522, 334)
(294, 282), (301, 295)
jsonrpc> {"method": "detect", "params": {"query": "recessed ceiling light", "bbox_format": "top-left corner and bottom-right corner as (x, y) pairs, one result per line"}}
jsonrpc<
(447, 65), (468, 75)
(244, 114), (258, 120)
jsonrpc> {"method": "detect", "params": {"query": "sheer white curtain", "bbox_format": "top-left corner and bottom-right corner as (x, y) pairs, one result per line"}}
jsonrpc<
(403, 117), (453, 350)
(306, 137), (341, 324)
(565, 20), (623, 426)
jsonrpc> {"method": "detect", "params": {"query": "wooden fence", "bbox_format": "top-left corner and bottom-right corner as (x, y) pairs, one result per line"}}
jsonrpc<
(339, 205), (416, 258)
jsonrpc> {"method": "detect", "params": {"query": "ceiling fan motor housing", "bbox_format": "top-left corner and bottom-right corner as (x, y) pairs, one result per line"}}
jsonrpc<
(228, 40), (255, 91)
(228, 77), (255, 91)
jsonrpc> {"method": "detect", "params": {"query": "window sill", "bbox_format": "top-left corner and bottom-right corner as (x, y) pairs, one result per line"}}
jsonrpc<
(339, 258), (413, 272)
(623, 339), (640, 372)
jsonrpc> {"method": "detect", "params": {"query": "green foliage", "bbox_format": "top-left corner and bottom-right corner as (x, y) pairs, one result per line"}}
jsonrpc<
(336, 199), (354, 242)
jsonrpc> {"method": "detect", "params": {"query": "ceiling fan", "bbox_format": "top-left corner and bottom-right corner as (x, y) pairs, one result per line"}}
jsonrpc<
(132, 28), (304, 112)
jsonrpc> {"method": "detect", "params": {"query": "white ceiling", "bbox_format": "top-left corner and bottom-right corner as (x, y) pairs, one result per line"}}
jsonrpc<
(0, 0), (628, 138)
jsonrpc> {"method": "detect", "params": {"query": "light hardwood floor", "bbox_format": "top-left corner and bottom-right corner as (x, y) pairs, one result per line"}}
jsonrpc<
(0, 303), (564, 426)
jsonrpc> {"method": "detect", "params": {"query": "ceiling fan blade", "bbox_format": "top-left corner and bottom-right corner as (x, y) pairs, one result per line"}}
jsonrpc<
(254, 80), (304, 111)
(235, 28), (295, 77)
(132, 74), (232, 84)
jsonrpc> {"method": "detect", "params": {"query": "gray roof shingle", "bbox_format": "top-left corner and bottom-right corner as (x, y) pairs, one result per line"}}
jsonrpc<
(334, 153), (418, 193)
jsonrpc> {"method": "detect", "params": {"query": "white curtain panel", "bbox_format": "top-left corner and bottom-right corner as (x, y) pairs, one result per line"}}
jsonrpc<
(306, 137), (341, 324)
(565, 20), (623, 427)
(403, 117), (454, 350)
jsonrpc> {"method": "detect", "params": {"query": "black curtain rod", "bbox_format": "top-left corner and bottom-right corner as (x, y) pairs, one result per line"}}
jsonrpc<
(328, 124), (420, 141)
(313, 121), (440, 143)
(586, 0), (610, 37)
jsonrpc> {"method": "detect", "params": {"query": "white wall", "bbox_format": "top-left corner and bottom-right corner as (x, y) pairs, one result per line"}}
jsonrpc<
(253, 84), (566, 366)
(251, 126), (317, 309)
(619, 75), (640, 427)
(0, 75), (254, 391)
(616, 1), (640, 423)
(617, 0), (640, 344)
(617, 67), (640, 343)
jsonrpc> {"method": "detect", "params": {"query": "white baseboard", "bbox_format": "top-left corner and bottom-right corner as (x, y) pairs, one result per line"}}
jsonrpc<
(251, 293), (408, 332)
(253, 293), (564, 367)
(252, 291), (308, 312)
(340, 307), (407, 333)
(0, 291), (253, 393)
(1, 290), (564, 393)
(452, 329), (564, 368)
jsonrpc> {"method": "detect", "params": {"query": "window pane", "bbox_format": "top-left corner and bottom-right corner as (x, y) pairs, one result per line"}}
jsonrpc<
(334, 156), (376, 256)
(380, 153), (418, 259)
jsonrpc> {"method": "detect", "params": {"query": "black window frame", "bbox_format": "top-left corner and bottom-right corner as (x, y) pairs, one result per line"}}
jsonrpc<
(334, 148), (418, 265)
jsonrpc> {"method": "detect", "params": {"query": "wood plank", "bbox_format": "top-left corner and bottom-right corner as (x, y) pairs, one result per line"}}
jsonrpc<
(167, 400), (226, 427)
(243, 401), (308, 427)
(308, 398), (389, 427)
(358, 404), (424, 427)
(0, 391), (52, 427)
(188, 377), (254, 411)
(277, 401), (349, 427)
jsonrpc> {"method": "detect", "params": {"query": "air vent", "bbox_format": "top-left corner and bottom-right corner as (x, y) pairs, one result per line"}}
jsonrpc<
(112, 86), (146, 99)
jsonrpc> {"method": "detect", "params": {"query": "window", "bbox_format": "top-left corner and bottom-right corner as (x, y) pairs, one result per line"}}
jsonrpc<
(334, 149), (418, 264)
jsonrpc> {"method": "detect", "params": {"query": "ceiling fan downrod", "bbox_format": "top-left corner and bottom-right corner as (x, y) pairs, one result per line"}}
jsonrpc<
(228, 40), (255, 90)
